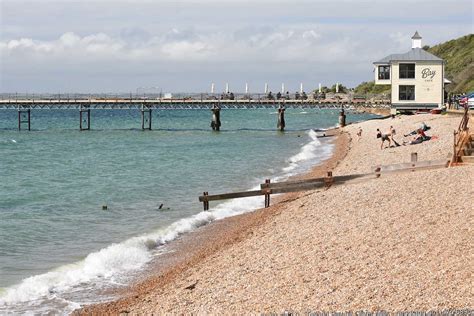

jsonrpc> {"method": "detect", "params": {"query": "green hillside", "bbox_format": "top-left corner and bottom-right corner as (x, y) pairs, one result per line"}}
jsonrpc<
(354, 33), (473, 95)
(427, 34), (474, 93)
(353, 81), (391, 96)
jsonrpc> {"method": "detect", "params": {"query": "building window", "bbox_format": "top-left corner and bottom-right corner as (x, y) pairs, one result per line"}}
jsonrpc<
(399, 63), (415, 79)
(378, 66), (390, 80)
(399, 85), (415, 101)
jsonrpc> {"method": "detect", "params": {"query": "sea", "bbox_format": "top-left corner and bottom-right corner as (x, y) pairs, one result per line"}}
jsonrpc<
(0, 108), (377, 314)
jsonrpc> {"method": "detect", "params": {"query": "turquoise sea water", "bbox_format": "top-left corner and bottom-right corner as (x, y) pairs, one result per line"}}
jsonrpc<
(0, 108), (376, 313)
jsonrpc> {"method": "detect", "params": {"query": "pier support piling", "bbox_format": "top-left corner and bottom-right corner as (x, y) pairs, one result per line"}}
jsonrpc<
(211, 104), (221, 131)
(141, 105), (152, 130)
(79, 106), (90, 131)
(339, 106), (346, 127)
(18, 108), (31, 131)
(277, 104), (286, 131)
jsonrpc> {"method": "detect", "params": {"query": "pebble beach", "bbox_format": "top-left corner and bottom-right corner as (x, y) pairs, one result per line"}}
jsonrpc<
(78, 113), (473, 314)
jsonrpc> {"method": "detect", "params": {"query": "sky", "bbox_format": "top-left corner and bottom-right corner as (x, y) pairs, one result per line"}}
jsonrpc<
(0, 0), (472, 93)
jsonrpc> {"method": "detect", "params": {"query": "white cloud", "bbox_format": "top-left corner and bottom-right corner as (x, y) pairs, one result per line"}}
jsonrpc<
(0, 28), (350, 63)
(0, 0), (470, 92)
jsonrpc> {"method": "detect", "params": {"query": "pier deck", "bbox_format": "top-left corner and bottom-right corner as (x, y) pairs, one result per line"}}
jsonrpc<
(0, 98), (390, 110)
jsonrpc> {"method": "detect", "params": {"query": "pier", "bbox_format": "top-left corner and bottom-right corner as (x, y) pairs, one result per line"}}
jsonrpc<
(0, 93), (390, 130)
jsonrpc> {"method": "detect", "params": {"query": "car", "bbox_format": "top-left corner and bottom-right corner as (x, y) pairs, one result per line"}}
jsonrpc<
(467, 92), (474, 109)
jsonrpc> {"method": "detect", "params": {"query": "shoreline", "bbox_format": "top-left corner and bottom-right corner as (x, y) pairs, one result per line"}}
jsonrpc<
(77, 128), (349, 314)
(78, 113), (473, 313)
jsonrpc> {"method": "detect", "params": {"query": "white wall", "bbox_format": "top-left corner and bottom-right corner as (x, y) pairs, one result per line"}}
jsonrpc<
(391, 61), (443, 107)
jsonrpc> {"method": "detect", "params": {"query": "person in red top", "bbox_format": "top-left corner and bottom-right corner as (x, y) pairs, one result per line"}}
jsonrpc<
(404, 128), (430, 145)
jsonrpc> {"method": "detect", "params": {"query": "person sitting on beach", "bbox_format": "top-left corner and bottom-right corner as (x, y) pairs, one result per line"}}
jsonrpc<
(404, 122), (430, 137)
(388, 125), (400, 147)
(376, 128), (391, 149)
(403, 129), (431, 145)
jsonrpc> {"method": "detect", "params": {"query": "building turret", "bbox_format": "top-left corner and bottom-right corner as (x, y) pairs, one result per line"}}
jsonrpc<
(412, 31), (422, 49)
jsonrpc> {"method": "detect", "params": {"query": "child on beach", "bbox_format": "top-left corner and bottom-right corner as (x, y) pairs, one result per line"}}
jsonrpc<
(388, 126), (400, 146)
(376, 128), (391, 149)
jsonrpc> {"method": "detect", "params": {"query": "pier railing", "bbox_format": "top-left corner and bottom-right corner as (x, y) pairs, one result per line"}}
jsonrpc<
(198, 153), (450, 210)
(0, 92), (391, 109)
(0, 92), (390, 103)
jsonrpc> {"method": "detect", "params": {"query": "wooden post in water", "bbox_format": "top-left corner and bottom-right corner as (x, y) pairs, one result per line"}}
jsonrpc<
(203, 192), (209, 211)
(211, 104), (221, 131)
(141, 104), (152, 130)
(339, 106), (346, 127)
(264, 179), (271, 208)
(79, 105), (90, 131)
(277, 104), (286, 131)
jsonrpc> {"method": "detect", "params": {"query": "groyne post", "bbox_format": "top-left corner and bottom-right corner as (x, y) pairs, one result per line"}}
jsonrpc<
(211, 104), (221, 131)
(411, 152), (418, 166)
(325, 171), (333, 188)
(277, 104), (286, 131)
(18, 108), (31, 131)
(203, 192), (209, 210)
(264, 179), (271, 208)
(141, 104), (152, 130)
(79, 105), (91, 131)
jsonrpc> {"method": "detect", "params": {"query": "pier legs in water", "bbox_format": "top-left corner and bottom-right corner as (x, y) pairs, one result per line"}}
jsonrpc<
(79, 107), (91, 131)
(277, 104), (286, 131)
(339, 107), (346, 127)
(211, 106), (221, 131)
(18, 109), (31, 131)
(141, 106), (152, 130)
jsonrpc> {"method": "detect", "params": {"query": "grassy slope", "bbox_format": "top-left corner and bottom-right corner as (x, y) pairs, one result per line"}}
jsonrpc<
(427, 34), (474, 93)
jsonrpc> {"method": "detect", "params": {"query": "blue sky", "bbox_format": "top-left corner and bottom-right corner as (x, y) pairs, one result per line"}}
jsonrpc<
(0, 0), (472, 93)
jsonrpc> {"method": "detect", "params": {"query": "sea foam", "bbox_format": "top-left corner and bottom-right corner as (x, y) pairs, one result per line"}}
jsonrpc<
(0, 129), (333, 313)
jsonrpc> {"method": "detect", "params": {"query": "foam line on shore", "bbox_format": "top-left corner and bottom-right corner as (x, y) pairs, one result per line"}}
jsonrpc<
(0, 129), (333, 313)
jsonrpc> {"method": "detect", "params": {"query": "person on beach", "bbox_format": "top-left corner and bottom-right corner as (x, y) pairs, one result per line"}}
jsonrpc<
(388, 126), (400, 146)
(376, 128), (391, 149)
(356, 128), (362, 140)
(404, 122), (430, 137)
(403, 128), (431, 145)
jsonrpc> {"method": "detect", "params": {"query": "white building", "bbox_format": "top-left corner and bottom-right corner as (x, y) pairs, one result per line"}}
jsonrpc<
(374, 32), (445, 111)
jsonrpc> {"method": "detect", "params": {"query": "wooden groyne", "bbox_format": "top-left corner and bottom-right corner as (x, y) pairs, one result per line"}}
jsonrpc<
(198, 153), (450, 210)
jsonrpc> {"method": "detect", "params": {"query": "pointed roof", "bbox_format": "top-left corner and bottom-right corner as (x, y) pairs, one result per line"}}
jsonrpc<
(411, 31), (422, 39)
(373, 48), (443, 64)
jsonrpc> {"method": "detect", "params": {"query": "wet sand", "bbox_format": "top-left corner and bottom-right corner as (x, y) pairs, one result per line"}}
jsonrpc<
(77, 114), (473, 314)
